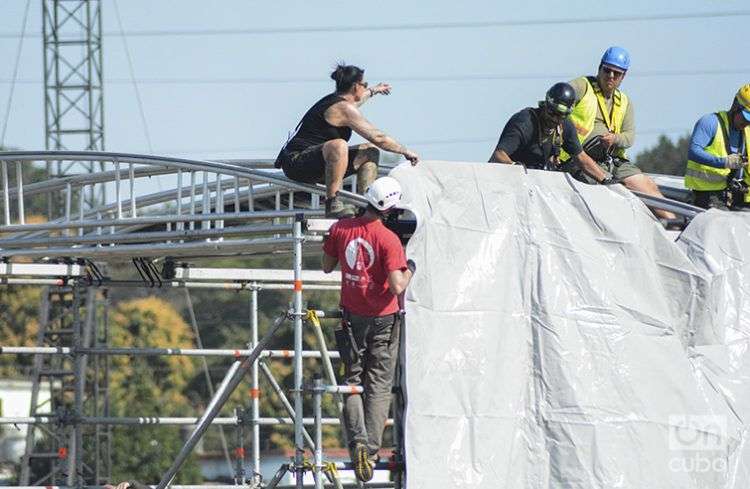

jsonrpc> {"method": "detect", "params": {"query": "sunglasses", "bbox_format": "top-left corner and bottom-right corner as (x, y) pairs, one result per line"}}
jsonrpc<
(601, 66), (625, 79)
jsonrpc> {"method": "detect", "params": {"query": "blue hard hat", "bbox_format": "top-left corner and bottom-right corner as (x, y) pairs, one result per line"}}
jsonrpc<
(600, 46), (630, 71)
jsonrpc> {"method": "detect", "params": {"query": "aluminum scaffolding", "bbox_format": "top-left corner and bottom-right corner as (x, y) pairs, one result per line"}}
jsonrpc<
(17, 284), (111, 487)
(0, 151), (403, 489)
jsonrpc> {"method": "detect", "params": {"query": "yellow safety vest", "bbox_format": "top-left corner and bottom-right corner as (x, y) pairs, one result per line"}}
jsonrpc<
(684, 112), (750, 199)
(561, 76), (629, 161)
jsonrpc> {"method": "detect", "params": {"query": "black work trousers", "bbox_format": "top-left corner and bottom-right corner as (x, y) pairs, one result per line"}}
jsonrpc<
(693, 190), (729, 211)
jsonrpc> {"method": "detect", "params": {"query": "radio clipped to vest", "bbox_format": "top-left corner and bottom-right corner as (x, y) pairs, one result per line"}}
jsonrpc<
(335, 310), (359, 364)
(726, 161), (750, 210)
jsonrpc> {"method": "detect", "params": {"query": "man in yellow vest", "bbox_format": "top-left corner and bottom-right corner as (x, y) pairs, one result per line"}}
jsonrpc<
(565, 46), (675, 219)
(684, 85), (750, 210)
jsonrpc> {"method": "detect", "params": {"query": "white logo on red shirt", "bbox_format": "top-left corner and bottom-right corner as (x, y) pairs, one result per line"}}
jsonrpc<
(344, 237), (375, 271)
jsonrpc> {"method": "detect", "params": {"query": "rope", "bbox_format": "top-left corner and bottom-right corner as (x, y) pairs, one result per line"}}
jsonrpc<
(112, 0), (153, 154)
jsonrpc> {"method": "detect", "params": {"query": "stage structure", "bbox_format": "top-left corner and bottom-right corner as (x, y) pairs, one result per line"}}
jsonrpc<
(0, 151), (406, 489)
(0, 151), (697, 489)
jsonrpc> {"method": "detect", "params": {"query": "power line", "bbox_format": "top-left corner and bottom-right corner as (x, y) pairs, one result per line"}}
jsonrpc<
(138, 128), (690, 156)
(0, 10), (748, 38)
(0, 0), (30, 148)
(1, 68), (749, 86)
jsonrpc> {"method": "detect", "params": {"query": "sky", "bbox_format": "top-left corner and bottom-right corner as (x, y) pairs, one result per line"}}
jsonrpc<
(0, 0), (748, 165)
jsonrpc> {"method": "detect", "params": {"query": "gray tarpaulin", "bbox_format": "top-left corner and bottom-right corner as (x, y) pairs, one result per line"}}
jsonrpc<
(391, 161), (750, 489)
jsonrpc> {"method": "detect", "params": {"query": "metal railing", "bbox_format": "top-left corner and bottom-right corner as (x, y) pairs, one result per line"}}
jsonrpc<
(0, 151), (369, 260)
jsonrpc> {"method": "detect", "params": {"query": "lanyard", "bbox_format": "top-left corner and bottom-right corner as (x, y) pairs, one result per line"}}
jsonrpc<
(592, 82), (618, 132)
(716, 112), (747, 157)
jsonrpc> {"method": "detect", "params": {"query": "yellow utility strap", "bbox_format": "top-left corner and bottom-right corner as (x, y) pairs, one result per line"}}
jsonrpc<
(305, 309), (321, 328)
(299, 457), (340, 480)
(324, 461), (339, 478)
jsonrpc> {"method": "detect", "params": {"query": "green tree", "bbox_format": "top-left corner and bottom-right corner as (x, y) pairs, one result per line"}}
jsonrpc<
(0, 286), (41, 377)
(634, 134), (690, 176)
(162, 255), (344, 452)
(108, 297), (202, 483)
(0, 149), (49, 377)
(109, 424), (202, 484)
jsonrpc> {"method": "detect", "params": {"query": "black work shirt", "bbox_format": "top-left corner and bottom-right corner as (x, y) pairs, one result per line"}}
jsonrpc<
(494, 107), (582, 169)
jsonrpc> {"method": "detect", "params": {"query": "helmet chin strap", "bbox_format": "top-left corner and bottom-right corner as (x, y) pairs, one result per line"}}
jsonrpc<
(377, 207), (394, 220)
(364, 204), (391, 220)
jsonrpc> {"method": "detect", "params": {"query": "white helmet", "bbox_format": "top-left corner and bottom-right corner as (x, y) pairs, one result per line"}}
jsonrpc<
(365, 176), (402, 211)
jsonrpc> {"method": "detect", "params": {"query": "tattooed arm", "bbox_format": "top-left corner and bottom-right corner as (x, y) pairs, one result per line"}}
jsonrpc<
(330, 102), (419, 164)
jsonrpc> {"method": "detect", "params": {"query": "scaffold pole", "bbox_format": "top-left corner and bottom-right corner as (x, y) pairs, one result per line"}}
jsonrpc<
(154, 312), (288, 489)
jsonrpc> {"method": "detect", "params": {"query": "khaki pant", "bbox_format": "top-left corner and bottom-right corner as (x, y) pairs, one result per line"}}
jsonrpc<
(337, 312), (400, 457)
(576, 160), (642, 184)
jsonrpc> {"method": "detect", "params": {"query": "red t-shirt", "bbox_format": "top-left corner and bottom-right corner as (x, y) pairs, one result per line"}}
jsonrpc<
(323, 216), (407, 316)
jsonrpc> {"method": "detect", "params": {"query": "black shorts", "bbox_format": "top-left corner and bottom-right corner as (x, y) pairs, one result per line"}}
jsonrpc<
(276, 144), (363, 184)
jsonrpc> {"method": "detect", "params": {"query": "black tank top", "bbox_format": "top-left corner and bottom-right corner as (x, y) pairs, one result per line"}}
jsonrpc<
(283, 94), (352, 153)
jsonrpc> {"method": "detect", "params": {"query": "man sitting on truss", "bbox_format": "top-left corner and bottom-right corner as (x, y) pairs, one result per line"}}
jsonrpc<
(322, 176), (415, 482)
(275, 63), (419, 218)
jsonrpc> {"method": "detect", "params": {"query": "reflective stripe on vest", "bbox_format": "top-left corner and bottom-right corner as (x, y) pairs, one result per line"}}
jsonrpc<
(684, 111), (750, 192)
(561, 76), (629, 161)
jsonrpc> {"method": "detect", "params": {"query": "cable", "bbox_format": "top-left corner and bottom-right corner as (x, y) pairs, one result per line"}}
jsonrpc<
(2, 68), (749, 86)
(113, 0), (163, 191)
(0, 10), (748, 39)
(0, 0), (31, 148)
(136, 128), (689, 156)
(3, 10), (750, 38)
(96, 67), (750, 85)
(104, 10), (750, 37)
(112, 0), (153, 154)
(183, 288), (234, 476)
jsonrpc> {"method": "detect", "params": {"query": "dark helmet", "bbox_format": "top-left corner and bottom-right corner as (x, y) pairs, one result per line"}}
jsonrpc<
(545, 82), (576, 116)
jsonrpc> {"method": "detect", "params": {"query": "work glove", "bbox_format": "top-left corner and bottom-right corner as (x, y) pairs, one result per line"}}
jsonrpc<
(406, 259), (417, 274)
(724, 153), (746, 169)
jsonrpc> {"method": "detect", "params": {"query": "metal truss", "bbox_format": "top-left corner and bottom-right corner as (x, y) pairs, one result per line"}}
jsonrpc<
(42, 1), (105, 178)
